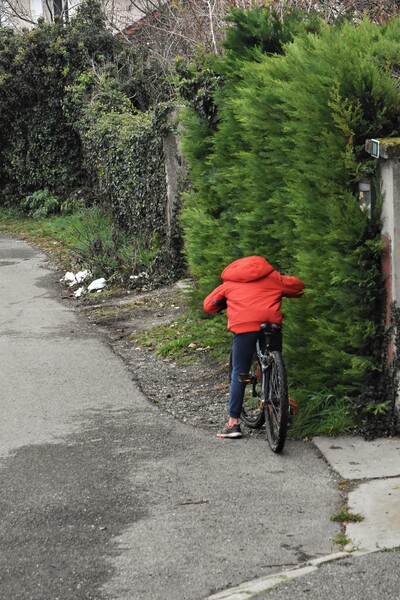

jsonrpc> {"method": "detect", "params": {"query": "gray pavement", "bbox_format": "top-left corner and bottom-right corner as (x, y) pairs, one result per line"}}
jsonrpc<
(1, 233), (399, 600)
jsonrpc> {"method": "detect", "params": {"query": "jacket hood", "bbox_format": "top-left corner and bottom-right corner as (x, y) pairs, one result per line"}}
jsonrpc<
(221, 256), (275, 283)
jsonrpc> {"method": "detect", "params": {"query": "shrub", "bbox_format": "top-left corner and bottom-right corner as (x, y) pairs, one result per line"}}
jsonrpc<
(0, 1), (121, 206)
(20, 189), (59, 218)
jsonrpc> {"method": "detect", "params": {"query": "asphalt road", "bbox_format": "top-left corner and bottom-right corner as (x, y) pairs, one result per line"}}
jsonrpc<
(0, 233), (344, 600)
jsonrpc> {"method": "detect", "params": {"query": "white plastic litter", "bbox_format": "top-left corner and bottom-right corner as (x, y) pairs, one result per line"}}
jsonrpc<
(61, 270), (91, 286)
(61, 271), (77, 284)
(129, 272), (149, 281)
(74, 287), (84, 298)
(88, 277), (106, 292)
(75, 270), (90, 283)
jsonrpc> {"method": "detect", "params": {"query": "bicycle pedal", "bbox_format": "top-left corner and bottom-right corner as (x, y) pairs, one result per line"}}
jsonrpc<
(238, 373), (255, 384)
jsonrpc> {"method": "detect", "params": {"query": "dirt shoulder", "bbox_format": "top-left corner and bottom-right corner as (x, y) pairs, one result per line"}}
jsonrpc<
(65, 282), (233, 433)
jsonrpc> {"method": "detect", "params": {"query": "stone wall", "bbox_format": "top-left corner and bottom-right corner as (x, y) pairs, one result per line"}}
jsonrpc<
(368, 138), (400, 413)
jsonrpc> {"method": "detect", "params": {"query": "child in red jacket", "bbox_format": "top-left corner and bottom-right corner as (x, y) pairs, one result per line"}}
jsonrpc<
(204, 256), (304, 438)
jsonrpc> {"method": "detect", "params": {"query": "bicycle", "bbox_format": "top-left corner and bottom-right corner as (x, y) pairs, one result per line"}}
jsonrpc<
(236, 323), (289, 453)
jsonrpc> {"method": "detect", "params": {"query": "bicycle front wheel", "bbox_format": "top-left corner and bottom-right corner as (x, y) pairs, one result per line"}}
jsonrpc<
(264, 351), (288, 453)
(240, 353), (265, 429)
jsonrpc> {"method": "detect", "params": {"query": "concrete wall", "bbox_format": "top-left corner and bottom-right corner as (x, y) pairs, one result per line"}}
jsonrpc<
(374, 140), (400, 413)
(380, 160), (400, 305)
(162, 107), (186, 245)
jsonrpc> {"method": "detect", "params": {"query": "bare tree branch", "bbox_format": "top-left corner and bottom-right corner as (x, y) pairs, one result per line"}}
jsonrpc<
(0, 0), (36, 26)
(2, 0), (398, 47)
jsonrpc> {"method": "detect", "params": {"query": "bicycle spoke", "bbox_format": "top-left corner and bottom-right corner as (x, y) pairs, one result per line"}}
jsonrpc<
(264, 351), (289, 453)
(240, 354), (265, 429)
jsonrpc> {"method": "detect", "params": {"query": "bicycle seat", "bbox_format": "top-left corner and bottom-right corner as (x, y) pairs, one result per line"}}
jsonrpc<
(260, 322), (281, 333)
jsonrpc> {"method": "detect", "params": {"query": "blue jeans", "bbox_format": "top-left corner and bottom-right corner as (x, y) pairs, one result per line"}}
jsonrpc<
(229, 331), (260, 418)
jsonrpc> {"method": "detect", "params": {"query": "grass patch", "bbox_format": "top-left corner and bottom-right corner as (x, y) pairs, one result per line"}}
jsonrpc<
(88, 305), (133, 320)
(81, 286), (131, 304)
(333, 533), (351, 547)
(130, 312), (232, 365)
(0, 206), (83, 244)
(0, 206), (142, 281)
(331, 509), (364, 523)
(0, 207), (90, 267)
(290, 390), (357, 438)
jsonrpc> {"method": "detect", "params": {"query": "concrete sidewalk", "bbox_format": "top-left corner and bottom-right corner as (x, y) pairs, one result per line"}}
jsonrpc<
(208, 435), (400, 599)
(313, 435), (400, 552)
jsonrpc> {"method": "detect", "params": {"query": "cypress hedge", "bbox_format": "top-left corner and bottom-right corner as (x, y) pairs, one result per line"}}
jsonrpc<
(179, 10), (400, 434)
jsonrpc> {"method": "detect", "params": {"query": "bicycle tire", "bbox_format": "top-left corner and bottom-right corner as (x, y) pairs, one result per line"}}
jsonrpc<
(264, 351), (289, 452)
(240, 353), (265, 429)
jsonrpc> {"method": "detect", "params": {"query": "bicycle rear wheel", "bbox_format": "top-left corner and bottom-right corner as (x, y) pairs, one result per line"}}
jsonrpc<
(264, 351), (288, 452)
(240, 354), (265, 429)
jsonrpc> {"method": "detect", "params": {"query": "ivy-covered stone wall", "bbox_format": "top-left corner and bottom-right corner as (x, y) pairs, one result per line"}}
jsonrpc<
(76, 93), (185, 282)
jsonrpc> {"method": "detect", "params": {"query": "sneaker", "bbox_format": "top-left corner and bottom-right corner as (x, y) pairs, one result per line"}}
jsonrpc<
(217, 421), (242, 439)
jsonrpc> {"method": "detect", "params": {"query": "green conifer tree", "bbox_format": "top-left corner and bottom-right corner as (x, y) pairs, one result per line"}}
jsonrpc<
(179, 7), (317, 298)
(179, 11), (400, 432)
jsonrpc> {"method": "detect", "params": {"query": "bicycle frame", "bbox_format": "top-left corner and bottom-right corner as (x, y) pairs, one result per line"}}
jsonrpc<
(256, 323), (282, 404)
(239, 323), (281, 400)
(239, 322), (289, 452)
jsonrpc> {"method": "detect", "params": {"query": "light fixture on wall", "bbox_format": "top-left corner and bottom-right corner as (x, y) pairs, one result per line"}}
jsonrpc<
(358, 177), (372, 215)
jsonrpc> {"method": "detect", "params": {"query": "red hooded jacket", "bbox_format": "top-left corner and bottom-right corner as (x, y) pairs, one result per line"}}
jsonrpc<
(203, 256), (304, 334)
